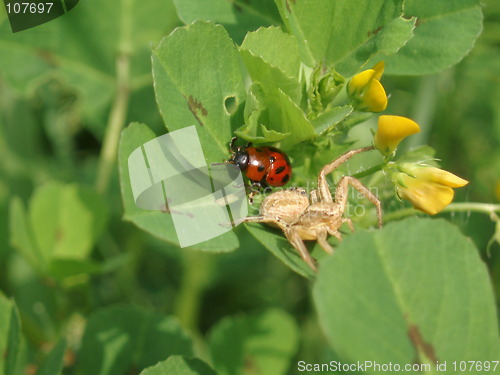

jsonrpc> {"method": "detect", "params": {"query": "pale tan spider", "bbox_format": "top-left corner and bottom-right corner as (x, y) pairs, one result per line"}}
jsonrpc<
(239, 146), (382, 271)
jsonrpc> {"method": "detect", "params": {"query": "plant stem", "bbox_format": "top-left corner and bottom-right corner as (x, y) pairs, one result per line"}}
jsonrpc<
(383, 202), (500, 223)
(174, 251), (214, 333)
(351, 163), (384, 179)
(95, 53), (130, 194)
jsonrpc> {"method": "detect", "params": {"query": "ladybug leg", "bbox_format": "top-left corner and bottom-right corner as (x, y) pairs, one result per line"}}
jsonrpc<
(229, 136), (238, 149)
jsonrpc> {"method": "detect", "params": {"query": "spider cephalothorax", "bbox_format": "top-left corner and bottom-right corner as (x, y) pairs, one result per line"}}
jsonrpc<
(240, 146), (382, 271)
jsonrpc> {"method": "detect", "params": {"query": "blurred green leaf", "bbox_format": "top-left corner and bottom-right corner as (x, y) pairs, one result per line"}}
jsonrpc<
(9, 197), (43, 268)
(0, 0), (178, 136)
(36, 339), (66, 375)
(140, 355), (217, 375)
(208, 309), (299, 375)
(152, 21), (246, 163)
(80, 305), (193, 375)
(0, 295), (22, 375)
(173, 0), (281, 44)
(314, 217), (500, 366)
(29, 183), (108, 261)
(118, 122), (240, 252)
(275, 0), (414, 75)
(9, 183), (108, 276)
(385, 0), (483, 75)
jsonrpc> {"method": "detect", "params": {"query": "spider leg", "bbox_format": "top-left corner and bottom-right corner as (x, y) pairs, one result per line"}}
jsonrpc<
(342, 217), (354, 232)
(310, 189), (319, 204)
(335, 176), (383, 228)
(317, 146), (375, 203)
(326, 227), (343, 242)
(284, 228), (317, 272)
(317, 230), (334, 255)
(237, 215), (289, 232)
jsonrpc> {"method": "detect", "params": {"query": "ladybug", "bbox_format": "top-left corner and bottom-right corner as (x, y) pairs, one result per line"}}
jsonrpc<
(228, 137), (292, 187)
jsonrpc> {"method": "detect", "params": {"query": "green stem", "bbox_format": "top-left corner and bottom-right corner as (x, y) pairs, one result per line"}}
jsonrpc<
(95, 53), (130, 194)
(174, 251), (214, 333)
(351, 163), (385, 179)
(383, 202), (500, 223)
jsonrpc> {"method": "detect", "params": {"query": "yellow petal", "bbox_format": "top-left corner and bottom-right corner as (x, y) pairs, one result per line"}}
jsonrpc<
(374, 115), (420, 154)
(364, 79), (388, 112)
(347, 69), (376, 96)
(372, 61), (385, 81)
(409, 166), (469, 188)
(397, 176), (455, 215)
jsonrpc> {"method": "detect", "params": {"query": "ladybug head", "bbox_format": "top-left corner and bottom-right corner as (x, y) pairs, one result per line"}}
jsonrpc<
(232, 147), (249, 171)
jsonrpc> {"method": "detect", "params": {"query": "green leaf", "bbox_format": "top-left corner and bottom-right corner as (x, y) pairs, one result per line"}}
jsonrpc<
(0, 0), (178, 136)
(173, 0), (281, 44)
(236, 82), (289, 144)
(30, 183), (108, 261)
(118, 122), (240, 252)
(9, 197), (44, 268)
(10, 183), (108, 276)
(0, 295), (22, 375)
(152, 21), (246, 164)
(140, 356), (217, 375)
(240, 26), (301, 103)
(313, 217), (500, 365)
(36, 339), (66, 375)
(311, 105), (354, 135)
(208, 309), (299, 375)
(80, 305), (193, 375)
(385, 0), (483, 75)
(245, 224), (315, 278)
(276, 0), (414, 74)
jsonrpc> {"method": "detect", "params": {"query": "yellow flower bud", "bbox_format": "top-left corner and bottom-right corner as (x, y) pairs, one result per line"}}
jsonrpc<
(347, 62), (387, 112)
(374, 115), (420, 155)
(393, 166), (469, 215)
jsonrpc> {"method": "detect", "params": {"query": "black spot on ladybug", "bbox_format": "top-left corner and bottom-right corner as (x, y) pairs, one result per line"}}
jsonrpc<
(257, 165), (265, 172)
(255, 148), (264, 153)
(275, 166), (286, 174)
(281, 174), (290, 184)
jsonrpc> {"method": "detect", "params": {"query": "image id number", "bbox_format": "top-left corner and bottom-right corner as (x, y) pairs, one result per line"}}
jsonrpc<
(6, 2), (54, 14)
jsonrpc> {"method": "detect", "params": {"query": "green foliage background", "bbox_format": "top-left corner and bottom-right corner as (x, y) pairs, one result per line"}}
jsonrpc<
(0, 0), (500, 374)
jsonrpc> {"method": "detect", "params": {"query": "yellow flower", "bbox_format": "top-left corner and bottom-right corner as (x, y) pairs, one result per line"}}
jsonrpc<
(394, 165), (469, 215)
(374, 115), (420, 155)
(347, 61), (387, 112)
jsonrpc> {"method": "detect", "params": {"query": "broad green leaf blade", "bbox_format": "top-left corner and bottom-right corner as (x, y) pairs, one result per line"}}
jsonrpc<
(236, 82), (289, 144)
(385, 0), (483, 75)
(152, 21), (246, 163)
(245, 224), (315, 278)
(314, 218), (500, 367)
(208, 309), (299, 375)
(0, 0), (178, 136)
(36, 339), (66, 375)
(0, 296), (22, 375)
(80, 306), (193, 375)
(266, 89), (315, 150)
(276, 0), (410, 74)
(173, 0), (281, 44)
(311, 105), (353, 135)
(241, 26), (300, 79)
(28, 182), (108, 262)
(336, 16), (416, 76)
(9, 197), (45, 269)
(118, 122), (239, 252)
(140, 356), (217, 375)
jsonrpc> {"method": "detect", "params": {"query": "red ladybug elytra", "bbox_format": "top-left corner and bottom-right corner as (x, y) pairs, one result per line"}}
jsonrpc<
(229, 137), (292, 187)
